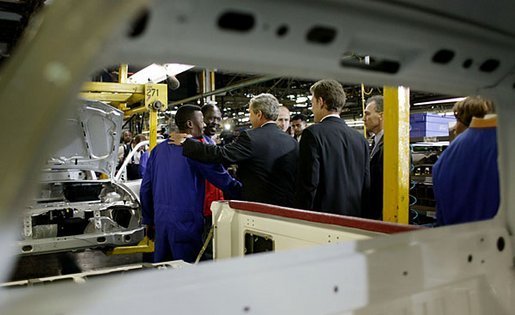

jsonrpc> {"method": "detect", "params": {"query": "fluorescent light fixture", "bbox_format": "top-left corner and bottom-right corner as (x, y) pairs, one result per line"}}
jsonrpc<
(345, 120), (364, 127)
(294, 103), (308, 108)
(413, 97), (465, 106)
(296, 96), (308, 103)
(163, 63), (195, 76)
(128, 63), (194, 84)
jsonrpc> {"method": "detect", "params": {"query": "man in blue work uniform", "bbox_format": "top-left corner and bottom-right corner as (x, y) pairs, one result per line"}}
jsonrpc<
(140, 105), (241, 263)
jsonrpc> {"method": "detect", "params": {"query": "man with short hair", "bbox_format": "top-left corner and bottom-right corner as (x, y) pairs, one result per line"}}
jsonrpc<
(117, 130), (133, 168)
(126, 134), (147, 180)
(140, 105), (241, 263)
(276, 105), (291, 133)
(295, 79), (370, 216)
(201, 104), (222, 140)
(170, 93), (299, 207)
(291, 114), (307, 142)
(200, 103), (224, 260)
(363, 95), (384, 220)
(121, 130), (133, 145)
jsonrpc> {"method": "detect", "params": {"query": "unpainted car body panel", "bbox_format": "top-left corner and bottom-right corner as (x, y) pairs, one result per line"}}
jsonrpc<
(0, 0), (515, 314)
(45, 100), (122, 178)
(18, 100), (144, 255)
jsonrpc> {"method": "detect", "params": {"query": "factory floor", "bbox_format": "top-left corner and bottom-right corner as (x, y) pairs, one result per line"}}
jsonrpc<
(8, 250), (146, 282)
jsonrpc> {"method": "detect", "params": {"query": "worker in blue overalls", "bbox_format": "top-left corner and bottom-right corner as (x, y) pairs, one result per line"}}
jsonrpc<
(140, 104), (241, 263)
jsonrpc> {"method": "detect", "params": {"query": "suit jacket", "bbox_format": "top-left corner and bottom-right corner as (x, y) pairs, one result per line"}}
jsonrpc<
(295, 116), (370, 216)
(366, 136), (383, 220)
(183, 123), (299, 207)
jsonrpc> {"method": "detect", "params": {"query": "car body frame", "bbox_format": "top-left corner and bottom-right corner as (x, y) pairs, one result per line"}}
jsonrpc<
(0, 0), (514, 314)
(17, 100), (145, 255)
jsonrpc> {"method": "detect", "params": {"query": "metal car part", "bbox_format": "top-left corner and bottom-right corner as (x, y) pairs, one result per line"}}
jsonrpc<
(45, 100), (123, 178)
(114, 138), (165, 183)
(18, 180), (143, 255)
(15, 99), (144, 256)
(0, 0), (514, 314)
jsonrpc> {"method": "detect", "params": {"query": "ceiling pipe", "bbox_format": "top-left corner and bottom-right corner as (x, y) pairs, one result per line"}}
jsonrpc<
(168, 75), (280, 108)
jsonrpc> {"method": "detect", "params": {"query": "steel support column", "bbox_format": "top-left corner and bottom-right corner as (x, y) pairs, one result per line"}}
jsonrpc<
(204, 69), (216, 103)
(144, 83), (167, 150)
(118, 64), (129, 111)
(383, 86), (410, 224)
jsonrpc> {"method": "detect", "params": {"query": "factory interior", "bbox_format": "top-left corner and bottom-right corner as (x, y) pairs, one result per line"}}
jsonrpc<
(0, 1), (514, 314)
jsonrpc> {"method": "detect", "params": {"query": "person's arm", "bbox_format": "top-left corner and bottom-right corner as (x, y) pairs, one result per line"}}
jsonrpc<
(294, 129), (319, 210)
(190, 160), (242, 200)
(139, 151), (149, 177)
(139, 150), (155, 227)
(182, 131), (253, 164)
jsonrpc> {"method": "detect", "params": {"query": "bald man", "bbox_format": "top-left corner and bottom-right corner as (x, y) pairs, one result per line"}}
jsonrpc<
(276, 106), (291, 132)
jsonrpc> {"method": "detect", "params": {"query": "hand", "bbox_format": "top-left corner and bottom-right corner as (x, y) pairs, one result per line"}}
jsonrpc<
(168, 132), (191, 145)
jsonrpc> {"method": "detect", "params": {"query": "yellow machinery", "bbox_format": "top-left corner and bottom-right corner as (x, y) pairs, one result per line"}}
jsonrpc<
(79, 65), (168, 254)
(79, 82), (167, 150)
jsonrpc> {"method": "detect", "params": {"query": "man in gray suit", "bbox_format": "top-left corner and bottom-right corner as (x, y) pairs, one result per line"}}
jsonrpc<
(363, 95), (384, 220)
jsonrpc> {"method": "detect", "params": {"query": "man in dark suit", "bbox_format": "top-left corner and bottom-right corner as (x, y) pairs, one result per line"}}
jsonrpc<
(170, 93), (299, 207)
(291, 114), (307, 142)
(295, 79), (370, 217)
(363, 95), (384, 220)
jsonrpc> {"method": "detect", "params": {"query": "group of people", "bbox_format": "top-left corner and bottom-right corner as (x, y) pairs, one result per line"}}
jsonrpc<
(140, 79), (377, 263)
(360, 94), (500, 226)
(118, 131), (149, 180)
(274, 105), (309, 142)
(138, 76), (501, 263)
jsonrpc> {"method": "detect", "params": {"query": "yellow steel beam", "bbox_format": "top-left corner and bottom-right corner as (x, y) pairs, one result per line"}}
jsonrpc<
(149, 110), (158, 150)
(210, 70), (215, 91)
(81, 82), (145, 94)
(144, 83), (168, 150)
(118, 64), (128, 83)
(80, 81), (167, 150)
(79, 92), (134, 102)
(107, 236), (154, 255)
(383, 86), (410, 224)
(124, 106), (147, 118)
(118, 64), (129, 110)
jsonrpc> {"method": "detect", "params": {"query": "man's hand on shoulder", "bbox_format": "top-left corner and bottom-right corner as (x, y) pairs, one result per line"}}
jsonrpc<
(168, 132), (191, 145)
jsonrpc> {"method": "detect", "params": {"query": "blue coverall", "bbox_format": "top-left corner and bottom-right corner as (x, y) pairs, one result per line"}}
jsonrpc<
(140, 141), (241, 263)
